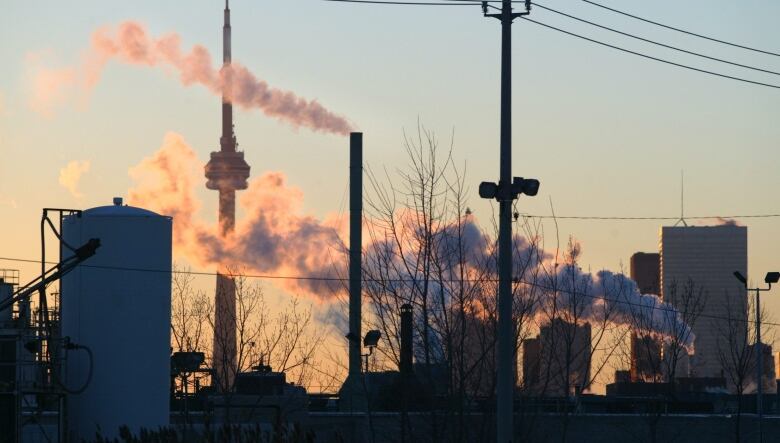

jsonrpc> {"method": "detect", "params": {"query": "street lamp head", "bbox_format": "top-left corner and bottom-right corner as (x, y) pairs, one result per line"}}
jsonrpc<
(733, 271), (747, 287)
(363, 330), (381, 348)
(521, 178), (540, 197)
(765, 272), (780, 285)
(511, 177), (541, 198)
(479, 181), (498, 199)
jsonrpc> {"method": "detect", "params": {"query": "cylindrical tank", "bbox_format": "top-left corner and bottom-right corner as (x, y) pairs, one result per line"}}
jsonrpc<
(61, 198), (171, 440)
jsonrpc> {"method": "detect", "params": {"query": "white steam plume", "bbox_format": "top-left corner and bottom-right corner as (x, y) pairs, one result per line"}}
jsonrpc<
(127, 133), (694, 348)
(58, 160), (91, 199)
(128, 133), (346, 300)
(540, 264), (695, 351)
(29, 21), (353, 135)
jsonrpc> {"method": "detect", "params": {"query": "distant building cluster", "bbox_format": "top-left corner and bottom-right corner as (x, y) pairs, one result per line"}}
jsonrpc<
(522, 224), (777, 397)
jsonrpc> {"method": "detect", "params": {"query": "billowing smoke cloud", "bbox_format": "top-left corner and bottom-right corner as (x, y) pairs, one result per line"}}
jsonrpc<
(127, 133), (694, 347)
(363, 212), (693, 349)
(29, 21), (353, 135)
(541, 265), (695, 350)
(25, 51), (78, 117)
(58, 160), (91, 199)
(128, 133), (346, 300)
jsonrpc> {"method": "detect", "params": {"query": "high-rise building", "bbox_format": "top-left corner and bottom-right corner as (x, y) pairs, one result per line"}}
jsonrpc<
(630, 252), (660, 295)
(522, 337), (540, 390)
(205, 0), (251, 391)
(523, 319), (591, 396)
(660, 225), (748, 379)
(629, 252), (662, 382)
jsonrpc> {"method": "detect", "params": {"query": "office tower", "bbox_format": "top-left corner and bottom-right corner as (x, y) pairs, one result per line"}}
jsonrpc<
(524, 319), (592, 396)
(630, 252), (662, 381)
(660, 225), (747, 378)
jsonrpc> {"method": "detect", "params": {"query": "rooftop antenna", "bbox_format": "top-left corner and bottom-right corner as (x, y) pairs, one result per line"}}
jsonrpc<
(674, 170), (688, 226)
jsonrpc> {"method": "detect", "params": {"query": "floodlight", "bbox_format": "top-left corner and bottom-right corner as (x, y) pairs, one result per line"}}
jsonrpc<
(479, 181), (498, 199)
(733, 271), (747, 287)
(521, 178), (540, 197)
(363, 330), (381, 348)
(511, 177), (540, 198)
(765, 272), (780, 285)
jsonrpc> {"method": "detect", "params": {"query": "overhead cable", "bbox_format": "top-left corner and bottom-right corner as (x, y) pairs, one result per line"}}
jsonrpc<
(532, 2), (780, 77)
(581, 0), (780, 58)
(520, 17), (780, 90)
(517, 214), (780, 221)
(324, 0), (480, 6)
(0, 255), (775, 327)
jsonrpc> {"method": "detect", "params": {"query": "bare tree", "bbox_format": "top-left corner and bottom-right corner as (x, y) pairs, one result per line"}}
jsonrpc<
(207, 270), (325, 392)
(611, 277), (705, 443)
(659, 279), (705, 388)
(171, 265), (213, 402)
(171, 266), (325, 430)
(522, 238), (631, 442)
(359, 123), (545, 442)
(171, 265), (212, 354)
(716, 288), (776, 443)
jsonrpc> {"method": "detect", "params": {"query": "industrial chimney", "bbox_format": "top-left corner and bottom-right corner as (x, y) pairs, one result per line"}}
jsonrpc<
(400, 303), (413, 376)
(338, 132), (365, 411)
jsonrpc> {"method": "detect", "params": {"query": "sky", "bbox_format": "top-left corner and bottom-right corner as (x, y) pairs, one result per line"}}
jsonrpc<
(1, 0), (779, 374)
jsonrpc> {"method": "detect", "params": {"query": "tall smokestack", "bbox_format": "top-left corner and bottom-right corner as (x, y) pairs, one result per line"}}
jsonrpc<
(348, 132), (363, 378)
(400, 303), (413, 376)
(205, 0), (250, 392)
(339, 132), (365, 411)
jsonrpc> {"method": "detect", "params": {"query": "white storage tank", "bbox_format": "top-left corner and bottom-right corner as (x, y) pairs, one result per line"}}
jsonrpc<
(61, 197), (171, 440)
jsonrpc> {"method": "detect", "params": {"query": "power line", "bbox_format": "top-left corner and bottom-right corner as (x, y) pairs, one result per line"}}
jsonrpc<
(581, 0), (780, 58)
(0, 255), (775, 327)
(531, 2), (780, 77)
(0, 256), (343, 281)
(517, 213), (780, 221)
(326, 0), (780, 88)
(520, 17), (780, 90)
(323, 0), (480, 6)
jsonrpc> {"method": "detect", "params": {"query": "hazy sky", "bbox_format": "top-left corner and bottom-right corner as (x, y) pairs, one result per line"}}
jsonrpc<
(1, 1), (779, 319)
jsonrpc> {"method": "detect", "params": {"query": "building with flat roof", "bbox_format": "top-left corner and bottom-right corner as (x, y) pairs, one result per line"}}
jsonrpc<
(660, 225), (747, 379)
(629, 252), (662, 382)
(630, 252), (660, 295)
(523, 319), (591, 396)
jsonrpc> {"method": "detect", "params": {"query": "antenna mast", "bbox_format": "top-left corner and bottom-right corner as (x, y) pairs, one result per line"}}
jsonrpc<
(675, 170), (688, 226)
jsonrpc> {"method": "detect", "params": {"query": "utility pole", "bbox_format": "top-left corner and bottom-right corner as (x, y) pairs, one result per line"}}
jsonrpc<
(479, 1), (538, 442)
(755, 284), (762, 439)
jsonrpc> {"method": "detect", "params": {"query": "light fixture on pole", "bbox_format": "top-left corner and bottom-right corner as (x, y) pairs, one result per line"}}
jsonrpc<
(362, 330), (382, 373)
(733, 270), (777, 443)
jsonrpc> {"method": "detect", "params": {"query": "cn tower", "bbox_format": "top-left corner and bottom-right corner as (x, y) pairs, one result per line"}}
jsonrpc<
(204, 0), (250, 391)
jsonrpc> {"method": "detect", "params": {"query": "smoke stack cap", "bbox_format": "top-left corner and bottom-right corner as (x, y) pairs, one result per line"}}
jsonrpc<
(113, 197), (123, 206)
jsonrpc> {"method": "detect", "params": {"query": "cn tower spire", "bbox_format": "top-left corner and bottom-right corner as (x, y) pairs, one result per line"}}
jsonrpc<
(221, 0), (235, 152)
(205, 0), (250, 392)
(224, 0), (231, 64)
